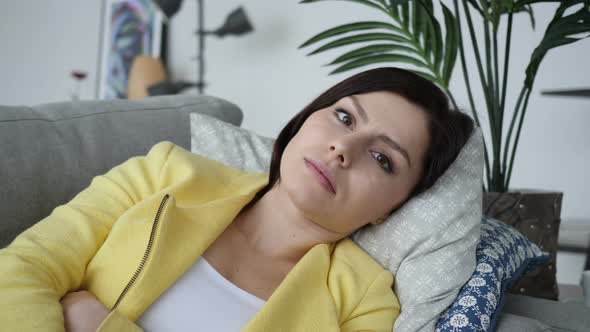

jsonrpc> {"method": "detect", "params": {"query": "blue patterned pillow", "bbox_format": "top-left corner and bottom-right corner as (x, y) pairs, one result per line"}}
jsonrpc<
(435, 216), (550, 331)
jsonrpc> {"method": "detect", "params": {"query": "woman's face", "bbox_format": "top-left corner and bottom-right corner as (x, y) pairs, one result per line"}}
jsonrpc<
(278, 91), (430, 237)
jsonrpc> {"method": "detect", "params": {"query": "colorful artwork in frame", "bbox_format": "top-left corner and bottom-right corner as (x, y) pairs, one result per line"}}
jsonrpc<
(97, 0), (163, 99)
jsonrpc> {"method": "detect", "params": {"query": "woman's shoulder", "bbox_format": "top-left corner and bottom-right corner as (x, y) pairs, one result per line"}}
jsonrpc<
(146, 141), (269, 198)
(329, 238), (393, 281)
(149, 141), (232, 170)
(327, 238), (397, 321)
(152, 141), (266, 178)
(147, 141), (265, 180)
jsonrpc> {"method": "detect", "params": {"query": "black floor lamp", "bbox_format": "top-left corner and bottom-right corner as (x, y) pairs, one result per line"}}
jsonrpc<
(150, 0), (254, 95)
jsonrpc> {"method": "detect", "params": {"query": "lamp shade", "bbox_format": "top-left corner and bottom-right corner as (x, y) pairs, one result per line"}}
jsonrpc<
(213, 6), (254, 37)
(153, 0), (183, 19)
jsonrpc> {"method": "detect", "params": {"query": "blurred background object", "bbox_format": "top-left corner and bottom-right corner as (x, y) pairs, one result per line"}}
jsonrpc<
(69, 70), (88, 101)
(541, 88), (590, 98)
(149, 0), (254, 96)
(97, 0), (164, 100)
(127, 56), (167, 99)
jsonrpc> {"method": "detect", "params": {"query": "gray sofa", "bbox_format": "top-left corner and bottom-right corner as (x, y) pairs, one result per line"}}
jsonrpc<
(1, 95), (589, 331)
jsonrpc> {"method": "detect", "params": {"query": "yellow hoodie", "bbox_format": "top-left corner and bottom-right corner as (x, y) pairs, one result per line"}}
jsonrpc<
(0, 141), (400, 331)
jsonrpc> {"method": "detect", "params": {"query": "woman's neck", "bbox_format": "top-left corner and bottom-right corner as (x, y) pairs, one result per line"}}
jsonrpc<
(229, 186), (342, 264)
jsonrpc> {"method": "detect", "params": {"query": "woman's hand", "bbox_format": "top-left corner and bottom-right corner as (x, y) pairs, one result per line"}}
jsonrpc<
(60, 290), (110, 332)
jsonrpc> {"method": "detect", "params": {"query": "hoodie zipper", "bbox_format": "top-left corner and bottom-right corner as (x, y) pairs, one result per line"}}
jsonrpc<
(112, 194), (170, 310)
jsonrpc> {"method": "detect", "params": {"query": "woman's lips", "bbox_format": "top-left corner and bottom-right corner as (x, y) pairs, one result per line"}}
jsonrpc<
(304, 158), (336, 194)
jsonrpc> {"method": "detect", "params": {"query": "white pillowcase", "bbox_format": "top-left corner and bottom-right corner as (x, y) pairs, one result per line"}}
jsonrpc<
(190, 111), (484, 332)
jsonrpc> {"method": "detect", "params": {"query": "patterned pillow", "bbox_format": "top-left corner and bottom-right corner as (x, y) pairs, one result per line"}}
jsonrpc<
(435, 216), (550, 332)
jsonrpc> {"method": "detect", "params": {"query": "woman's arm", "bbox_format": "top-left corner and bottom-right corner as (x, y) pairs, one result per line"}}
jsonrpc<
(60, 290), (142, 332)
(340, 270), (401, 332)
(61, 290), (109, 332)
(0, 141), (175, 331)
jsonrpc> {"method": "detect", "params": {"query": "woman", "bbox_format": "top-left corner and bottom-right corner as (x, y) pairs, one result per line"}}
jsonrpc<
(0, 67), (474, 332)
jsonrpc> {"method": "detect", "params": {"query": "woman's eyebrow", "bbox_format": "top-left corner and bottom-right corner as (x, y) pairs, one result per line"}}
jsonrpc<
(348, 95), (412, 168)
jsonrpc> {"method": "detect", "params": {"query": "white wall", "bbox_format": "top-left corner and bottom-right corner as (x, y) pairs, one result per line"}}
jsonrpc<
(1, 2), (589, 221)
(0, 1), (101, 105)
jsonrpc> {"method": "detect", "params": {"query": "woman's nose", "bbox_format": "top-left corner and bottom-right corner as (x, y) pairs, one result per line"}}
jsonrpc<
(329, 136), (357, 167)
(329, 145), (346, 166)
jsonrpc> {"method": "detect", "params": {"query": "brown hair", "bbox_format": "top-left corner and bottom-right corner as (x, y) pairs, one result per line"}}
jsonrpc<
(245, 67), (474, 212)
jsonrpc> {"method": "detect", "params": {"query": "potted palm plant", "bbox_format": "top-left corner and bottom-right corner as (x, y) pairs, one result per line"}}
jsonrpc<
(299, 0), (590, 300)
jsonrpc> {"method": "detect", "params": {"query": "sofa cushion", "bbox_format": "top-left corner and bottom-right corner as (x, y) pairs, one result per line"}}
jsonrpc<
(0, 95), (243, 248)
(494, 313), (552, 332)
(502, 293), (590, 332)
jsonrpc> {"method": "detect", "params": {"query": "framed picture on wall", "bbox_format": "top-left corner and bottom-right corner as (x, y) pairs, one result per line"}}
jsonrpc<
(96, 0), (164, 100)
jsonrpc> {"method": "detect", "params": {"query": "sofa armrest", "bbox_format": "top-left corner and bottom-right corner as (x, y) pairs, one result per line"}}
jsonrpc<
(494, 313), (552, 332)
(583, 270), (590, 307)
(502, 293), (590, 332)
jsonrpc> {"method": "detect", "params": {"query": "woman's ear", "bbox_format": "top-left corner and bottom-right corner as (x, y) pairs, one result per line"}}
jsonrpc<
(371, 215), (388, 225)
(371, 218), (385, 225)
(372, 209), (395, 225)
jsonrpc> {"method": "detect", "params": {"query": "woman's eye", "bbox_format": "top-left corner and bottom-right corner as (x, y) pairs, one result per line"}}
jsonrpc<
(334, 108), (393, 174)
(372, 151), (394, 174)
(334, 109), (353, 127)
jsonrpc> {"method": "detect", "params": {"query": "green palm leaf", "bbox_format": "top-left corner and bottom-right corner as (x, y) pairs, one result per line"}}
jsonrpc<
(298, 22), (406, 48)
(409, 69), (439, 83)
(470, 0), (540, 30)
(411, 1), (424, 42)
(389, 0), (411, 5)
(401, 1), (410, 30)
(299, 0), (389, 14)
(524, 0), (590, 88)
(390, 1), (400, 19)
(490, 0), (513, 28)
(298, 0), (460, 89)
(465, 0), (483, 15)
(442, 3), (459, 83)
(305, 33), (412, 56)
(515, 0), (563, 7)
(388, 0), (457, 87)
(329, 53), (428, 74)
(419, 1), (443, 71)
(327, 44), (416, 64)
(522, 4), (536, 29)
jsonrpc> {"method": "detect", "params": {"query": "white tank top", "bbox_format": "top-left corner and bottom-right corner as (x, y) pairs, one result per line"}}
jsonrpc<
(136, 257), (266, 331)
